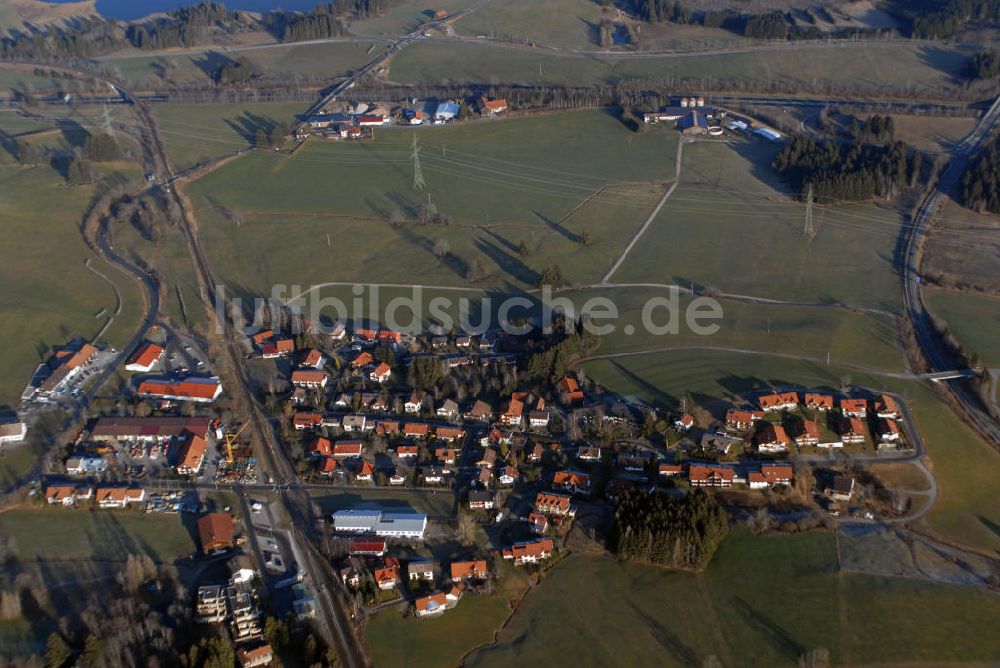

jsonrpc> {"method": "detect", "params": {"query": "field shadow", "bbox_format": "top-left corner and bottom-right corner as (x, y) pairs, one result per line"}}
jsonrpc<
(978, 515), (1000, 540)
(474, 236), (539, 286)
(532, 210), (581, 243)
(726, 142), (793, 196)
(626, 601), (700, 665)
(729, 595), (804, 660)
(607, 360), (678, 408)
(223, 111), (279, 145)
(916, 45), (968, 84)
(57, 118), (88, 150)
(189, 51), (236, 82)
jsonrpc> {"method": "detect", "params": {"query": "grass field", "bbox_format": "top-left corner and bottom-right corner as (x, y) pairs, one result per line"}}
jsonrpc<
(454, 0), (608, 49)
(612, 140), (906, 312)
(584, 349), (1000, 553)
(110, 40), (387, 90)
(923, 199), (1000, 294)
(467, 531), (1000, 667)
(889, 114), (976, 153)
(365, 560), (529, 668)
(155, 101), (306, 171)
(187, 110), (678, 292)
(389, 40), (967, 93)
(348, 0), (480, 36)
(925, 287), (1000, 366)
(0, 444), (35, 489)
(0, 159), (145, 408)
(0, 507), (197, 562)
(577, 286), (903, 372)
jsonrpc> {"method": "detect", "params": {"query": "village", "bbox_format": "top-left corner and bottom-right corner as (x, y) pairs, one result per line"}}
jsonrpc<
(5, 308), (920, 665)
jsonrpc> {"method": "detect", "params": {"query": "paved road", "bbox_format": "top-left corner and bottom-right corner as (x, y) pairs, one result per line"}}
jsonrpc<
(901, 95), (1000, 447)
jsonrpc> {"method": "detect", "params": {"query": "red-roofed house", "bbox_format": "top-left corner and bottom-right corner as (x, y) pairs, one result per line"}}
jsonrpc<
(840, 417), (867, 444)
(352, 351), (374, 368)
(726, 409), (763, 430)
(291, 370), (327, 388)
(293, 412), (323, 430)
(534, 492), (574, 516)
(450, 560), (488, 581)
(689, 465), (734, 487)
(879, 418), (900, 442)
(318, 457), (338, 476)
(261, 339), (295, 359)
(374, 564), (399, 589)
(177, 434), (207, 474)
(501, 393), (527, 427)
(804, 393), (834, 411)
(841, 399), (868, 418)
(369, 363), (392, 383)
(480, 97), (508, 114)
(659, 463), (683, 477)
(875, 394), (899, 419)
(312, 437), (333, 457)
(756, 424), (789, 453)
(137, 377), (222, 403)
(125, 343), (165, 373)
(795, 420), (820, 447)
(333, 440), (364, 458)
(502, 538), (554, 565)
(758, 392), (799, 412)
(301, 349), (325, 370)
(236, 644), (273, 668)
(553, 470), (591, 495)
(558, 377), (584, 404)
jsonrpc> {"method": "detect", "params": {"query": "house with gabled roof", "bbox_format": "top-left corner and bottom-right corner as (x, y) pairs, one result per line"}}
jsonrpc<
(450, 560), (488, 581)
(840, 417), (867, 444)
(465, 400), (493, 421)
(875, 394), (899, 419)
(726, 409), (763, 430)
(294, 412), (323, 430)
(840, 399), (868, 418)
(804, 393), (834, 411)
(553, 470), (591, 495)
(502, 538), (554, 565)
(689, 465), (735, 487)
(301, 349), (325, 370)
(369, 363), (392, 383)
(534, 492), (574, 517)
(501, 392), (527, 427)
(291, 370), (327, 389)
(879, 418), (900, 442)
(125, 342), (165, 373)
(262, 339), (295, 359)
(795, 420), (820, 447)
(758, 392), (799, 412)
(756, 424), (789, 453)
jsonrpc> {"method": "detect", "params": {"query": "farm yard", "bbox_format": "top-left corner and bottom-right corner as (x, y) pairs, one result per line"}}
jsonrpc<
(465, 531), (1000, 667)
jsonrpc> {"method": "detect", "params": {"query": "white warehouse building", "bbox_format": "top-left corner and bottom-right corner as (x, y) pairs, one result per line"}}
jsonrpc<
(332, 509), (427, 539)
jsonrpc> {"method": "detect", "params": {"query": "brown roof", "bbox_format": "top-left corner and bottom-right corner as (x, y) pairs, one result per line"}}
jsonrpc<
(178, 434), (207, 472)
(804, 393), (834, 409)
(197, 513), (234, 552)
(450, 560), (488, 580)
(91, 416), (211, 439)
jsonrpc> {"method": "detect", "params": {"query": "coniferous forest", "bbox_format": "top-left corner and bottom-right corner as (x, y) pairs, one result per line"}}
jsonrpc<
(772, 136), (921, 202)
(961, 140), (1000, 212)
(611, 489), (729, 570)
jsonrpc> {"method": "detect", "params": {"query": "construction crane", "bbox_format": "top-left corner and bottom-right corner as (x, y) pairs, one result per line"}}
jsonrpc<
(224, 421), (250, 465)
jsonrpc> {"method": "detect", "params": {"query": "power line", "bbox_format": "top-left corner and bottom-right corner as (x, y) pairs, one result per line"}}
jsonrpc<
(803, 183), (815, 238)
(411, 132), (425, 191)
